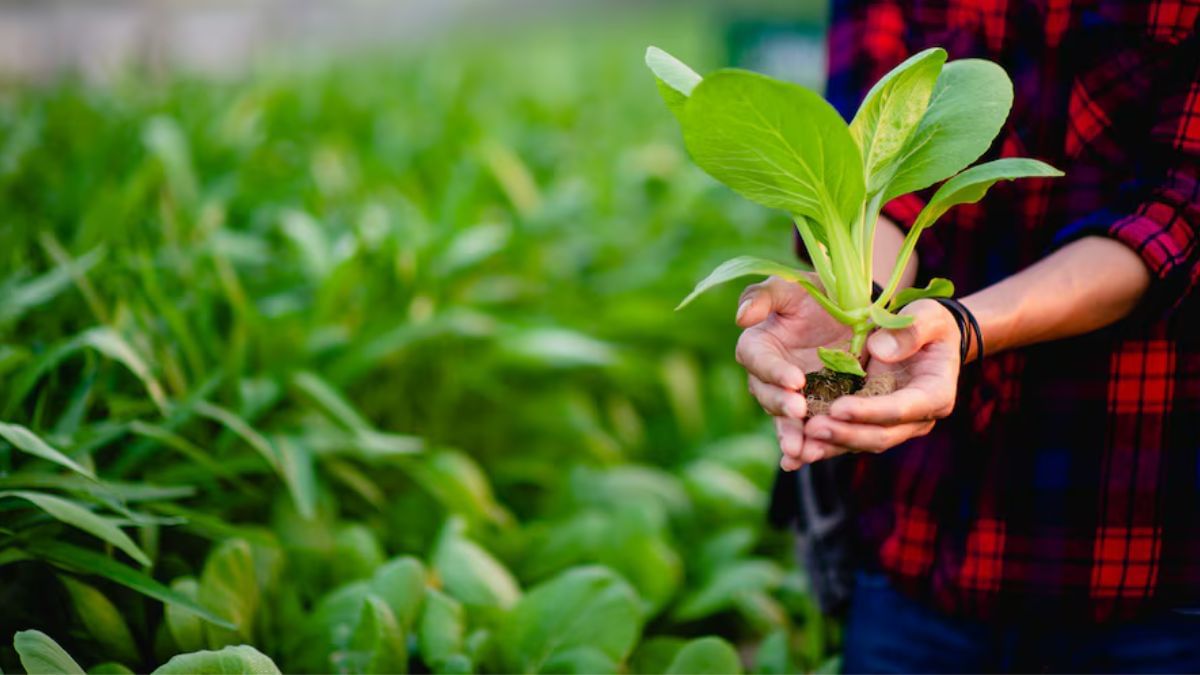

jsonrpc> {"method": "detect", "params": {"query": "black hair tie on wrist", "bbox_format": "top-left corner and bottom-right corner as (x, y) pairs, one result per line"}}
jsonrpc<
(933, 297), (984, 365)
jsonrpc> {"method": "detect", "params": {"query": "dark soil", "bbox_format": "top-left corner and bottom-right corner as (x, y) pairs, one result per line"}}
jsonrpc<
(804, 368), (897, 417)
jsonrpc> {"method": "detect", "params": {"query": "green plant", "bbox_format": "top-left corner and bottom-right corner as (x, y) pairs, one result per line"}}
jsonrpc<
(648, 46), (1062, 377)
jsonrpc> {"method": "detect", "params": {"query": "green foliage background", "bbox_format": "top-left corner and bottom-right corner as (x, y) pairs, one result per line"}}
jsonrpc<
(0, 8), (836, 674)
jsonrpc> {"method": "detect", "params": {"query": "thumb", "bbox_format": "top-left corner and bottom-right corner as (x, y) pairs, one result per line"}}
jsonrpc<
(736, 276), (802, 328)
(866, 301), (945, 363)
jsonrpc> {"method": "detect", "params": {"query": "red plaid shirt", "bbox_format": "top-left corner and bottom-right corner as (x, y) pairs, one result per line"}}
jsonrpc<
(827, 0), (1200, 621)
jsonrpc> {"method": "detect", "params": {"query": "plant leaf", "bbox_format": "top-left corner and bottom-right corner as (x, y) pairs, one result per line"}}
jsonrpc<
(13, 630), (86, 675)
(645, 46), (701, 97)
(679, 69), (865, 227)
(27, 540), (235, 629)
(917, 157), (1064, 226)
(432, 520), (521, 610)
(889, 278), (955, 311)
(817, 348), (866, 377)
(197, 539), (259, 648)
(498, 566), (642, 674)
(850, 48), (946, 195)
(151, 645), (281, 675)
(344, 595), (408, 675)
(665, 637), (743, 675)
(868, 304), (915, 329)
(676, 255), (813, 310)
(418, 588), (465, 666)
(165, 577), (206, 653)
(0, 422), (95, 479)
(0, 491), (151, 566)
(59, 576), (140, 665)
(883, 59), (1014, 202)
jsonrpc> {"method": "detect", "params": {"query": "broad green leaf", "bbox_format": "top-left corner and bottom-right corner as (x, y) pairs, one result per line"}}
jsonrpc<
(817, 347), (866, 377)
(851, 48), (947, 194)
(13, 630), (85, 675)
(629, 637), (688, 675)
(665, 637), (743, 675)
(753, 630), (798, 675)
(151, 645), (281, 675)
(916, 157), (1064, 227)
(673, 559), (783, 621)
(675, 256), (812, 310)
(0, 422), (94, 479)
(0, 491), (150, 565)
(197, 539), (260, 647)
(370, 556), (428, 630)
(645, 46), (701, 96)
(60, 577), (140, 665)
(498, 566), (642, 674)
(432, 520), (521, 610)
(889, 278), (955, 311)
(868, 304), (915, 329)
(343, 595), (408, 675)
(541, 647), (619, 674)
(26, 540), (234, 628)
(292, 581), (372, 672)
(331, 524), (386, 584)
(89, 663), (136, 674)
(165, 577), (206, 653)
(418, 589), (465, 666)
(409, 451), (512, 527)
(883, 60), (1014, 202)
(680, 69), (866, 227)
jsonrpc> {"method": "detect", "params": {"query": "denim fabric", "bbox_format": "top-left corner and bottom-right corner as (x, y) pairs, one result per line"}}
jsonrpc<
(843, 571), (1200, 673)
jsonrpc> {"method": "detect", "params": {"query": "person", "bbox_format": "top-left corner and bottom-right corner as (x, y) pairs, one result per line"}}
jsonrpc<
(736, 0), (1200, 671)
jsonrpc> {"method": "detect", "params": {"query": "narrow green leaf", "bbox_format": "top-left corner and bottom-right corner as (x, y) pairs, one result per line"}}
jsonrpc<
(817, 347), (866, 377)
(78, 327), (168, 414)
(27, 540), (235, 629)
(193, 401), (280, 472)
(675, 256), (812, 310)
(0, 491), (150, 566)
(883, 59), (1014, 202)
(645, 46), (702, 96)
(59, 577), (140, 665)
(13, 630), (85, 675)
(665, 637), (743, 675)
(151, 645), (281, 675)
(851, 48), (946, 194)
(679, 69), (866, 226)
(917, 157), (1064, 227)
(0, 422), (94, 479)
(888, 278), (955, 311)
(868, 304), (915, 329)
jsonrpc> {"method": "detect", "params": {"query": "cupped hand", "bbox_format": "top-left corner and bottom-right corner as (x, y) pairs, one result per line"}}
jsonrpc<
(734, 276), (852, 471)
(801, 299), (961, 462)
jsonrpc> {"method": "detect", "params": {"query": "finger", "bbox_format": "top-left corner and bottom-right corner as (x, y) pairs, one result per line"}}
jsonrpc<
(829, 371), (955, 425)
(800, 439), (855, 463)
(748, 375), (807, 418)
(736, 276), (806, 328)
(780, 455), (803, 472)
(774, 416), (805, 460)
(735, 331), (807, 391)
(805, 415), (935, 454)
(866, 299), (952, 364)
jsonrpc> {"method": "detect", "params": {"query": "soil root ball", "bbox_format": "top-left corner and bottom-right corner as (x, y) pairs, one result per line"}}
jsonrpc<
(804, 370), (897, 418)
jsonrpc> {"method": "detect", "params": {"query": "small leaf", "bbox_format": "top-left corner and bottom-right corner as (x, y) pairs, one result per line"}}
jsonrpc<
(0, 491), (150, 566)
(151, 645), (281, 674)
(60, 577), (140, 665)
(432, 520), (521, 610)
(664, 637), (743, 675)
(645, 46), (702, 96)
(0, 422), (94, 479)
(676, 256), (813, 310)
(817, 347), (866, 377)
(370, 556), (428, 630)
(165, 577), (206, 653)
(889, 278), (955, 311)
(197, 539), (259, 648)
(419, 588), (465, 666)
(343, 595), (407, 675)
(868, 304), (915, 329)
(13, 630), (85, 675)
(917, 158), (1063, 227)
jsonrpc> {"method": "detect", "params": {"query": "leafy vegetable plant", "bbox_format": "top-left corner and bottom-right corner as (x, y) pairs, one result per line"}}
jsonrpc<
(648, 46), (1062, 377)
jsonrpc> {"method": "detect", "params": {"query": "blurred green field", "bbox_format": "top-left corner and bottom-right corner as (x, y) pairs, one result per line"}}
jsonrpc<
(0, 7), (836, 674)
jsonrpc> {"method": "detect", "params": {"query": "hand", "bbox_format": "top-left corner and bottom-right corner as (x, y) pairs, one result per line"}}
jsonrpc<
(801, 299), (961, 461)
(735, 276), (852, 471)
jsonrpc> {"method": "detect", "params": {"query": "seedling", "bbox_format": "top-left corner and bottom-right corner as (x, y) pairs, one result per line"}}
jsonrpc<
(647, 46), (1061, 379)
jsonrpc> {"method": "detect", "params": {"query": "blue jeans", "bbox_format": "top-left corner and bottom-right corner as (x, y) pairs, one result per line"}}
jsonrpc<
(844, 571), (1200, 673)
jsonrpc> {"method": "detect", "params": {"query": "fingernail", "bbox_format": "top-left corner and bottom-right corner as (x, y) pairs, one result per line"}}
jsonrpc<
(810, 427), (831, 440)
(872, 332), (898, 357)
(735, 299), (751, 322)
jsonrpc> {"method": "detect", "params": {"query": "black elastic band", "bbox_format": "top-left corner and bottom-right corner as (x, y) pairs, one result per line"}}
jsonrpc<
(870, 281), (884, 302)
(934, 297), (984, 365)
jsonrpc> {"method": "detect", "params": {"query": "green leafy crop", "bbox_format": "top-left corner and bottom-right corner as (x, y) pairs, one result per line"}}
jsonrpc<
(649, 46), (1063, 375)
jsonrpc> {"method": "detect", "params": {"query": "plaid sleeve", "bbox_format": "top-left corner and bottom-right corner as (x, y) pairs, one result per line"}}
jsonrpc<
(1052, 67), (1200, 316)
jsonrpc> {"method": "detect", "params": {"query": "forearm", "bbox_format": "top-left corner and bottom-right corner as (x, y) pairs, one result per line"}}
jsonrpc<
(961, 236), (1151, 361)
(872, 215), (917, 289)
